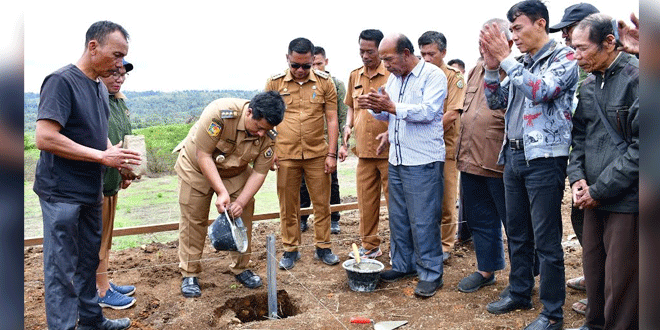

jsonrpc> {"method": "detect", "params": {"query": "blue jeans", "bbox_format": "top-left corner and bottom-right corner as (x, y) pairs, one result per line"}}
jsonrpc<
(41, 199), (104, 330)
(503, 148), (567, 320)
(460, 172), (506, 272)
(388, 161), (444, 282)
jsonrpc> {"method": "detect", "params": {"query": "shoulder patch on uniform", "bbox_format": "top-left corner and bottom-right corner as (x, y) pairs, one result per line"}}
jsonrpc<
(207, 122), (221, 137)
(264, 147), (274, 159)
(266, 129), (278, 140)
(270, 72), (285, 80)
(457, 80), (464, 89)
(314, 69), (330, 79)
(220, 109), (238, 119)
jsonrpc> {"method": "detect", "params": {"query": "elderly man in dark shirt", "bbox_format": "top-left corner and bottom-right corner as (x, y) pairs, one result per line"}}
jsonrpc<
(34, 21), (140, 330)
(567, 13), (639, 330)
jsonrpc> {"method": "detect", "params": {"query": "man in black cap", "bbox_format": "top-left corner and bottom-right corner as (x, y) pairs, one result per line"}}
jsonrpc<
(96, 59), (138, 310)
(549, 3), (599, 48)
(549, 2), (599, 317)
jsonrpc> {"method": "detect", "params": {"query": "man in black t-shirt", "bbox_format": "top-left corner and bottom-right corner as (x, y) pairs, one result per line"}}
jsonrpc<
(34, 21), (141, 330)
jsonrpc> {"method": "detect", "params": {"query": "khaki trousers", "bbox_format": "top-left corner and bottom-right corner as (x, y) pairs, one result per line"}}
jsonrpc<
(277, 157), (331, 251)
(356, 158), (389, 250)
(441, 158), (459, 252)
(178, 168), (255, 277)
(99, 194), (118, 262)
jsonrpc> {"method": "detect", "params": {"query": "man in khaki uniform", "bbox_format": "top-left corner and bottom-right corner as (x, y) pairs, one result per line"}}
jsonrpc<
(265, 37), (340, 270)
(418, 31), (466, 262)
(299, 45), (348, 235)
(339, 29), (390, 259)
(174, 92), (285, 297)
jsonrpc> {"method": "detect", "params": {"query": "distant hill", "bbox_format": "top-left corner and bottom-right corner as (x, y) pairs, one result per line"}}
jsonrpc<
(24, 89), (260, 131)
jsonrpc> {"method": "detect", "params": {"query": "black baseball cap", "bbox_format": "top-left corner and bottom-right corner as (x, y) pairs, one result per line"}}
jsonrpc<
(122, 59), (133, 72)
(549, 3), (599, 33)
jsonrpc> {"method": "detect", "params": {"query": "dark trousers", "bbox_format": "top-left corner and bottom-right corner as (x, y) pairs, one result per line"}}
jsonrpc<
(460, 172), (506, 272)
(571, 204), (584, 245)
(300, 170), (340, 223)
(456, 183), (473, 242)
(503, 148), (567, 321)
(583, 209), (638, 330)
(40, 199), (104, 330)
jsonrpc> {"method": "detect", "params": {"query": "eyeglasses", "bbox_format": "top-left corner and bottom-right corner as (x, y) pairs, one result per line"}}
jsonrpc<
(111, 71), (129, 79)
(561, 25), (575, 36)
(289, 63), (312, 70)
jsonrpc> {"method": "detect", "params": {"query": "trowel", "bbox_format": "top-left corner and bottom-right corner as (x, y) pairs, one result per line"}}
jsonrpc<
(350, 317), (408, 330)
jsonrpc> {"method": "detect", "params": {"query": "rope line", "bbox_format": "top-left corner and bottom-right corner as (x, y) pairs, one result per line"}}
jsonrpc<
(94, 220), (476, 276)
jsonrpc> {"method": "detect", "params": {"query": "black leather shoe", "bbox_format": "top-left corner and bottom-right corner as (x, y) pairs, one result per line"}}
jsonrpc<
(78, 318), (131, 330)
(380, 270), (417, 283)
(181, 277), (201, 298)
(486, 295), (532, 314)
(523, 315), (563, 330)
(458, 272), (496, 293)
(499, 284), (536, 298)
(330, 221), (340, 234)
(414, 278), (443, 297)
(499, 285), (510, 298)
(279, 251), (301, 270)
(300, 219), (308, 232)
(314, 247), (339, 265)
(235, 270), (262, 289)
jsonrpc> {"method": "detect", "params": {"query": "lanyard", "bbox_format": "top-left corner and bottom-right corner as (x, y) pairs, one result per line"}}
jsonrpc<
(393, 62), (423, 164)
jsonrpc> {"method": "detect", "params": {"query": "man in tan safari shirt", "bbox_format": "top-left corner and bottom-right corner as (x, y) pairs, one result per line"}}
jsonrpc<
(418, 30), (466, 262)
(265, 37), (340, 270)
(339, 29), (390, 260)
(174, 91), (285, 297)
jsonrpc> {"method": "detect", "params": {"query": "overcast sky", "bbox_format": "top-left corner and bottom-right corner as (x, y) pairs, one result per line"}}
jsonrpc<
(23, 0), (638, 93)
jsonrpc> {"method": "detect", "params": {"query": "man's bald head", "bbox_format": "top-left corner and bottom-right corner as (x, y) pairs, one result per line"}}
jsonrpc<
(379, 33), (418, 77)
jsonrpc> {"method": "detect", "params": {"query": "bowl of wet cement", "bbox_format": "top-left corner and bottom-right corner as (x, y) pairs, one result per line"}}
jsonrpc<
(342, 259), (384, 292)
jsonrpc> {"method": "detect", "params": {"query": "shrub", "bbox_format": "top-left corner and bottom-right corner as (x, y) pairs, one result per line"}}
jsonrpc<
(134, 123), (194, 176)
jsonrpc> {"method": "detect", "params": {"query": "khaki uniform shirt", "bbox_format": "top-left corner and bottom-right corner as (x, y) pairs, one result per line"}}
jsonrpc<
(440, 63), (466, 160)
(344, 62), (390, 159)
(456, 59), (506, 178)
(174, 98), (275, 192)
(265, 69), (337, 160)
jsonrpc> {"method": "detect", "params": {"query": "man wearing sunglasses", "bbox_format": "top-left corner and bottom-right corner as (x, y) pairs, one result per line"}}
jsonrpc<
(265, 37), (340, 270)
(298, 46), (347, 235)
(96, 59), (137, 310)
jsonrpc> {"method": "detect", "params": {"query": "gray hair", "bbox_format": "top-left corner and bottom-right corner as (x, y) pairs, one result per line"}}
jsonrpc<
(484, 18), (512, 41)
(576, 13), (615, 50)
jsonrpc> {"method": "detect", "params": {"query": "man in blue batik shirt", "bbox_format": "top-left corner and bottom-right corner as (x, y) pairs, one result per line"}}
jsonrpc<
(479, 1), (578, 329)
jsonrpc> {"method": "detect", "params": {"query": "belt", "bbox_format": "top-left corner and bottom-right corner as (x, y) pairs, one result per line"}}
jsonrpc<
(509, 139), (524, 150)
(218, 165), (248, 178)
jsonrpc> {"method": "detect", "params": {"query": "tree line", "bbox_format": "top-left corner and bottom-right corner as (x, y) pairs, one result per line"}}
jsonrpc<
(24, 89), (260, 131)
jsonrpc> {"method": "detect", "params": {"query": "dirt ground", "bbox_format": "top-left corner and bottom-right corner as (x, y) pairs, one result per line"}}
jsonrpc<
(24, 183), (588, 330)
